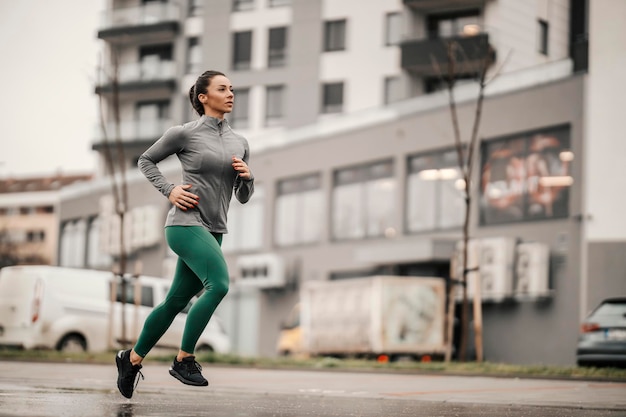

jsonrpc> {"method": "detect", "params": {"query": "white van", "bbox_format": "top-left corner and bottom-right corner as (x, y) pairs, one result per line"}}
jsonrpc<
(0, 265), (230, 354)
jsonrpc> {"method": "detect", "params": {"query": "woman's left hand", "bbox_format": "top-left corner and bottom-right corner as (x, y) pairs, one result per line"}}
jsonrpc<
(232, 156), (252, 180)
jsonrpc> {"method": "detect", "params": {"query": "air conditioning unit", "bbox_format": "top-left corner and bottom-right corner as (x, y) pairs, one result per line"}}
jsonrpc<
(514, 242), (550, 299)
(478, 237), (515, 302)
(237, 253), (286, 289)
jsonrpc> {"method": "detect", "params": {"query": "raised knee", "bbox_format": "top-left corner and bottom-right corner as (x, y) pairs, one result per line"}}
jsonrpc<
(213, 280), (229, 299)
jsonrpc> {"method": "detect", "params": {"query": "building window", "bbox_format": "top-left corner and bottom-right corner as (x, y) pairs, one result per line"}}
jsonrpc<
(140, 44), (172, 61)
(480, 125), (572, 225)
(189, 0), (203, 16)
(321, 82), (343, 114)
(427, 10), (480, 38)
(187, 37), (201, 74)
(36, 206), (54, 214)
(324, 19), (347, 52)
(26, 230), (45, 243)
(275, 174), (323, 246)
(268, 27), (288, 68)
(332, 160), (396, 240)
(384, 76), (402, 105)
(538, 19), (549, 55)
(222, 186), (264, 253)
(136, 101), (170, 138)
(385, 12), (402, 46)
(269, 0), (290, 6)
(87, 217), (111, 269)
(229, 88), (250, 129)
(60, 219), (87, 268)
(233, 0), (254, 12)
(406, 149), (464, 233)
(139, 44), (173, 79)
(233, 31), (253, 70)
(266, 85), (285, 126)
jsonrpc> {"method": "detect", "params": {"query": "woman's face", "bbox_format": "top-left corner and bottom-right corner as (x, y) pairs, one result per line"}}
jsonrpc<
(200, 75), (234, 117)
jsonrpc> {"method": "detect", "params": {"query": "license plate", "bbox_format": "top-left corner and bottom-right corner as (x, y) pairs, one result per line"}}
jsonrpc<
(606, 329), (626, 340)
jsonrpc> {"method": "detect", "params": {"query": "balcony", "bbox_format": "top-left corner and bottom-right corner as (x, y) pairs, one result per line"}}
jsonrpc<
(95, 60), (176, 95)
(98, 3), (180, 42)
(92, 119), (172, 149)
(403, 0), (486, 12)
(400, 33), (495, 77)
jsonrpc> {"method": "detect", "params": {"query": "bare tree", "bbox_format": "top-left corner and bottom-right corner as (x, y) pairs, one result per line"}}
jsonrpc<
(433, 39), (509, 362)
(97, 48), (133, 348)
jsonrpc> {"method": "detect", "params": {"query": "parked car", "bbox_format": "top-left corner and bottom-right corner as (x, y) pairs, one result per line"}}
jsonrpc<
(576, 297), (626, 367)
(0, 265), (230, 354)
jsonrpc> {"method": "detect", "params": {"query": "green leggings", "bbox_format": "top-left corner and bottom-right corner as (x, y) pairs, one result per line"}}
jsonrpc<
(134, 226), (229, 357)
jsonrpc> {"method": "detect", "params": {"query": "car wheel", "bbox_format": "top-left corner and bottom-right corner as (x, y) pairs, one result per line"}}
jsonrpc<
(57, 334), (87, 353)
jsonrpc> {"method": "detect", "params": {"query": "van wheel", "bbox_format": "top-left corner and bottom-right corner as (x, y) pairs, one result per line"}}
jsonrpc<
(196, 344), (214, 353)
(57, 334), (87, 353)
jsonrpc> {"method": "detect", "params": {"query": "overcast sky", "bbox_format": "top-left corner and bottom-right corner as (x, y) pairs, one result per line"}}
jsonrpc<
(0, 0), (104, 178)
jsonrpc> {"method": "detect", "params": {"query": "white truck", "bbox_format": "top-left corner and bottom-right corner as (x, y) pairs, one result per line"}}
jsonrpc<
(0, 265), (230, 354)
(296, 276), (447, 359)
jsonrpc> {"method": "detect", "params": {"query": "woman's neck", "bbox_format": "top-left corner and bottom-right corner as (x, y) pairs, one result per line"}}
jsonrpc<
(204, 109), (224, 120)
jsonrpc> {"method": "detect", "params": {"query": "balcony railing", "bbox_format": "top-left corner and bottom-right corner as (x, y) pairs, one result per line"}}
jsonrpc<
(400, 33), (494, 77)
(98, 3), (179, 39)
(94, 119), (173, 144)
(96, 60), (176, 94)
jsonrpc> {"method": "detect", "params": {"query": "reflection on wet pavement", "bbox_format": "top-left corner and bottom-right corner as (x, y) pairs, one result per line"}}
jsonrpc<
(0, 388), (624, 417)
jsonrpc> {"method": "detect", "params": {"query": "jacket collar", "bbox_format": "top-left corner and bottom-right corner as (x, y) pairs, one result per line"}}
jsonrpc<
(200, 115), (229, 128)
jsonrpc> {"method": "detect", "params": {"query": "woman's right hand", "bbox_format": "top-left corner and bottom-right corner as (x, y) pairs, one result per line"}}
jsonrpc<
(169, 184), (199, 211)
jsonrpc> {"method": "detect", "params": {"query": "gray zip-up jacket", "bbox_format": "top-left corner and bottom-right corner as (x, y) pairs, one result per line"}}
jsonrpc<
(138, 115), (254, 233)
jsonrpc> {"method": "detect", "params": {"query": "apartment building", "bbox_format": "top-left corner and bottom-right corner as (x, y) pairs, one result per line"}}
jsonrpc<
(54, 0), (626, 364)
(0, 174), (92, 267)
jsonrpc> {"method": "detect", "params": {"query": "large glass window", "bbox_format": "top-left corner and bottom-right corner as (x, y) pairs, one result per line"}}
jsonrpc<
(60, 219), (87, 268)
(268, 27), (288, 67)
(406, 150), (465, 233)
(480, 125), (572, 225)
(222, 186), (264, 253)
(266, 85), (285, 126)
(275, 174), (323, 246)
(321, 82), (343, 114)
(233, 31), (253, 70)
(332, 160), (396, 240)
(229, 88), (250, 129)
(324, 19), (346, 52)
(87, 217), (112, 269)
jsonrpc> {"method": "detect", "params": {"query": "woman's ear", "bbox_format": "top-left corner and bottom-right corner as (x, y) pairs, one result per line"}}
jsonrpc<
(198, 93), (207, 104)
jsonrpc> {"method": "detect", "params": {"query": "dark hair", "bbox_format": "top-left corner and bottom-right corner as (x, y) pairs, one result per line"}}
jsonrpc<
(189, 70), (226, 116)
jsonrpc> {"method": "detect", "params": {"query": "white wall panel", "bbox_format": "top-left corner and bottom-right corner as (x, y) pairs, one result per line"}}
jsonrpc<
(585, 0), (626, 240)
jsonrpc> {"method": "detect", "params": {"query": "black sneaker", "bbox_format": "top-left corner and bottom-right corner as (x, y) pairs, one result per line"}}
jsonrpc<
(116, 349), (144, 398)
(169, 356), (208, 386)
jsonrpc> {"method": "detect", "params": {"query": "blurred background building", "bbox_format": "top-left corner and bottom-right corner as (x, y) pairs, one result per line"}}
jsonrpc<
(0, 174), (92, 267)
(3, 0), (623, 365)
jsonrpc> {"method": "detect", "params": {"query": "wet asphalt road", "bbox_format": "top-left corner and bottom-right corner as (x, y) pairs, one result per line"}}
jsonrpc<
(0, 361), (625, 417)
